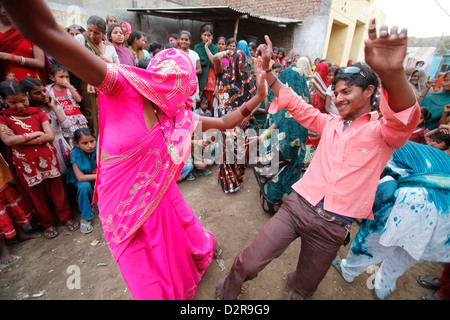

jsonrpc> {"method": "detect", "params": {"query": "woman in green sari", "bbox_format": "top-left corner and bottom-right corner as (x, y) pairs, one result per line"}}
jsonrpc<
(253, 65), (310, 214)
(194, 24), (218, 112)
(421, 71), (450, 130)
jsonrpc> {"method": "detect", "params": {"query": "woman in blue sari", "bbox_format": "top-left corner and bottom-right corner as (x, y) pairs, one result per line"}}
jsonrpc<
(332, 141), (450, 300)
(252, 65), (310, 214)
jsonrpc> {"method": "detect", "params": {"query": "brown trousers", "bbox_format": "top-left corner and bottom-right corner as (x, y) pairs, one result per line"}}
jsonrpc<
(220, 191), (348, 299)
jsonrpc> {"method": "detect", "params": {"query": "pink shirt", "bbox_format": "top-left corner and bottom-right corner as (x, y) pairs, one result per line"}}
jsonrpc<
(270, 87), (420, 220)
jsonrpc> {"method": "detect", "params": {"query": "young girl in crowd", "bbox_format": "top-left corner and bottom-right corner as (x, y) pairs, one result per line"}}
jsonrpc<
(46, 63), (88, 146)
(64, 127), (97, 234)
(194, 96), (212, 117)
(277, 47), (286, 68)
(425, 124), (450, 156)
(107, 23), (135, 66)
(20, 77), (72, 173)
(127, 31), (151, 66)
(120, 21), (131, 40)
(0, 80), (76, 239)
(409, 107), (431, 144)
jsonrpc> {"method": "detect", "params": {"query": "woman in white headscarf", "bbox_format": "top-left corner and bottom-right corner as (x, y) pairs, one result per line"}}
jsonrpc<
(293, 56), (314, 83)
(409, 68), (434, 103)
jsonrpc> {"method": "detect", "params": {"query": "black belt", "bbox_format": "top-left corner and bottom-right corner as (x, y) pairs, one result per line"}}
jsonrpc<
(299, 194), (350, 228)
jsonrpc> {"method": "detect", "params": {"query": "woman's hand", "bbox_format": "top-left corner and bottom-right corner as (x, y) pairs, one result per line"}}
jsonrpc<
(87, 84), (97, 94)
(256, 35), (273, 71)
(253, 55), (268, 100)
(0, 124), (14, 136)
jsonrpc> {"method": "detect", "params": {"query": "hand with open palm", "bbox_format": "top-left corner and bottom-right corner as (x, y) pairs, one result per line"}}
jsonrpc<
(364, 18), (408, 78)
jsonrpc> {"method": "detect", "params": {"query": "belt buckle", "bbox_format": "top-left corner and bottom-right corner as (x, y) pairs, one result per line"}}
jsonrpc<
(316, 207), (335, 222)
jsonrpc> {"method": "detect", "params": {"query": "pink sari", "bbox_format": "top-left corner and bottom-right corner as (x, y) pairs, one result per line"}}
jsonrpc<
(95, 49), (215, 299)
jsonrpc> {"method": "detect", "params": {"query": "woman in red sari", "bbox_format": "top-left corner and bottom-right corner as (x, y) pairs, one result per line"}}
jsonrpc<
(2, 0), (269, 299)
(303, 61), (330, 169)
(0, 5), (46, 82)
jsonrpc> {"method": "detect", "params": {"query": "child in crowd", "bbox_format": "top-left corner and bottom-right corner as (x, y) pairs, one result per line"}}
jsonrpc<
(194, 96), (212, 117)
(46, 63), (88, 147)
(64, 127), (97, 234)
(0, 81), (76, 239)
(120, 21), (131, 40)
(0, 155), (40, 267)
(277, 47), (286, 68)
(127, 31), (151, 66)
(272, 62), (282, 77)
(168, 33), (180, 49)
(409, 107), (431, 144)
(20, 77), (72, 173)
(425, 124), (450, 156)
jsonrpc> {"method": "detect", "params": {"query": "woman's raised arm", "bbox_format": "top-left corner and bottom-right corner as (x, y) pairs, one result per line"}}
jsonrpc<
(1, 0), (107, 86)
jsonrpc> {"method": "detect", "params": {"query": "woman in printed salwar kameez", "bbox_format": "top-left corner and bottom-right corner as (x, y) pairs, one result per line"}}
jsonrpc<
(2, 0), (269, 300)
(213, 47), (256, 193)
(333, 141), (450, 300)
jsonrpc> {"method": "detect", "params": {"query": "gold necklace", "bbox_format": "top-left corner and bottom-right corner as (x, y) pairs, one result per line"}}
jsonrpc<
(152, 104), (179, 162)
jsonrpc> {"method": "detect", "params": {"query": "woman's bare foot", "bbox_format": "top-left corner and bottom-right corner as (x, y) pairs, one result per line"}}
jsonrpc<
(0, 238), (21, 268)
(214, 238), (222, 258)
(16, 225), (41, 240)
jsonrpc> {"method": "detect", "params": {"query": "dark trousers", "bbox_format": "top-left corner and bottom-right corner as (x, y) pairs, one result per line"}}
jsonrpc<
(220, 191), (348, 299)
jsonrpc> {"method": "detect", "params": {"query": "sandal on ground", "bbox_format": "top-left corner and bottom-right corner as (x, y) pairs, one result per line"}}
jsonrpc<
(331, 255), (343, 274)
(43, 226), (59, 239)
(186, 173), (195, 181)
(421, 291), (443, 300)
(417, 276), (442, 290)
(65, 220), (80, 232)
(202, 169), (212, 176)
(80, 221), (93, 234)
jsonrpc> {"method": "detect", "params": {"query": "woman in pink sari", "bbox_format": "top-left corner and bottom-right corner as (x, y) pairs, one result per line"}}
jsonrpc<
(3, 0), (269, 300)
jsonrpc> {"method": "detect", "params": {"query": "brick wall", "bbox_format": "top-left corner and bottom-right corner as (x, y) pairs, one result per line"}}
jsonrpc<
(203, 0), (322, 20)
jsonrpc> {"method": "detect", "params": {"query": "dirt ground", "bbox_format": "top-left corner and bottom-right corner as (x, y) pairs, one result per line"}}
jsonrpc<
(0, 165), (445, 301)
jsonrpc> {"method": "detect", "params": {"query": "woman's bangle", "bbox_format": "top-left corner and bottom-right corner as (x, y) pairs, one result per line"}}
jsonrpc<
(223, 51), (227, 58)
(23, 133), (30, 141)
(20, 56), (26, 66)
(11, 54), (15, 63)
(269, 77), (278, 88)
(239, 102), (252, 118)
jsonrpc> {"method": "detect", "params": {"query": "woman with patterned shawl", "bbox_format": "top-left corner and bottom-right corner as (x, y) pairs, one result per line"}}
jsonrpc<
(3, 0), (269, 299)
(333, 141), (450, 300)
(253, 65), (310, 214)
(213, 45), (256, 193)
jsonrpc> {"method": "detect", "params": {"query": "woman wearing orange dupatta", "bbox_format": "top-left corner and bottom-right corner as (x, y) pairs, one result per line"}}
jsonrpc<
(3, 0), (269, 300)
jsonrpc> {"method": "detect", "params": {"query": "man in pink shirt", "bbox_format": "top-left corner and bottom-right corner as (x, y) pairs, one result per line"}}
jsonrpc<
(216, 19), (420, 300)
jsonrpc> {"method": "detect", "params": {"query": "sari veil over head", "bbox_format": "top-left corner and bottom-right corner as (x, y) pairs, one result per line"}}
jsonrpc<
(95, 49), (201, 261)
